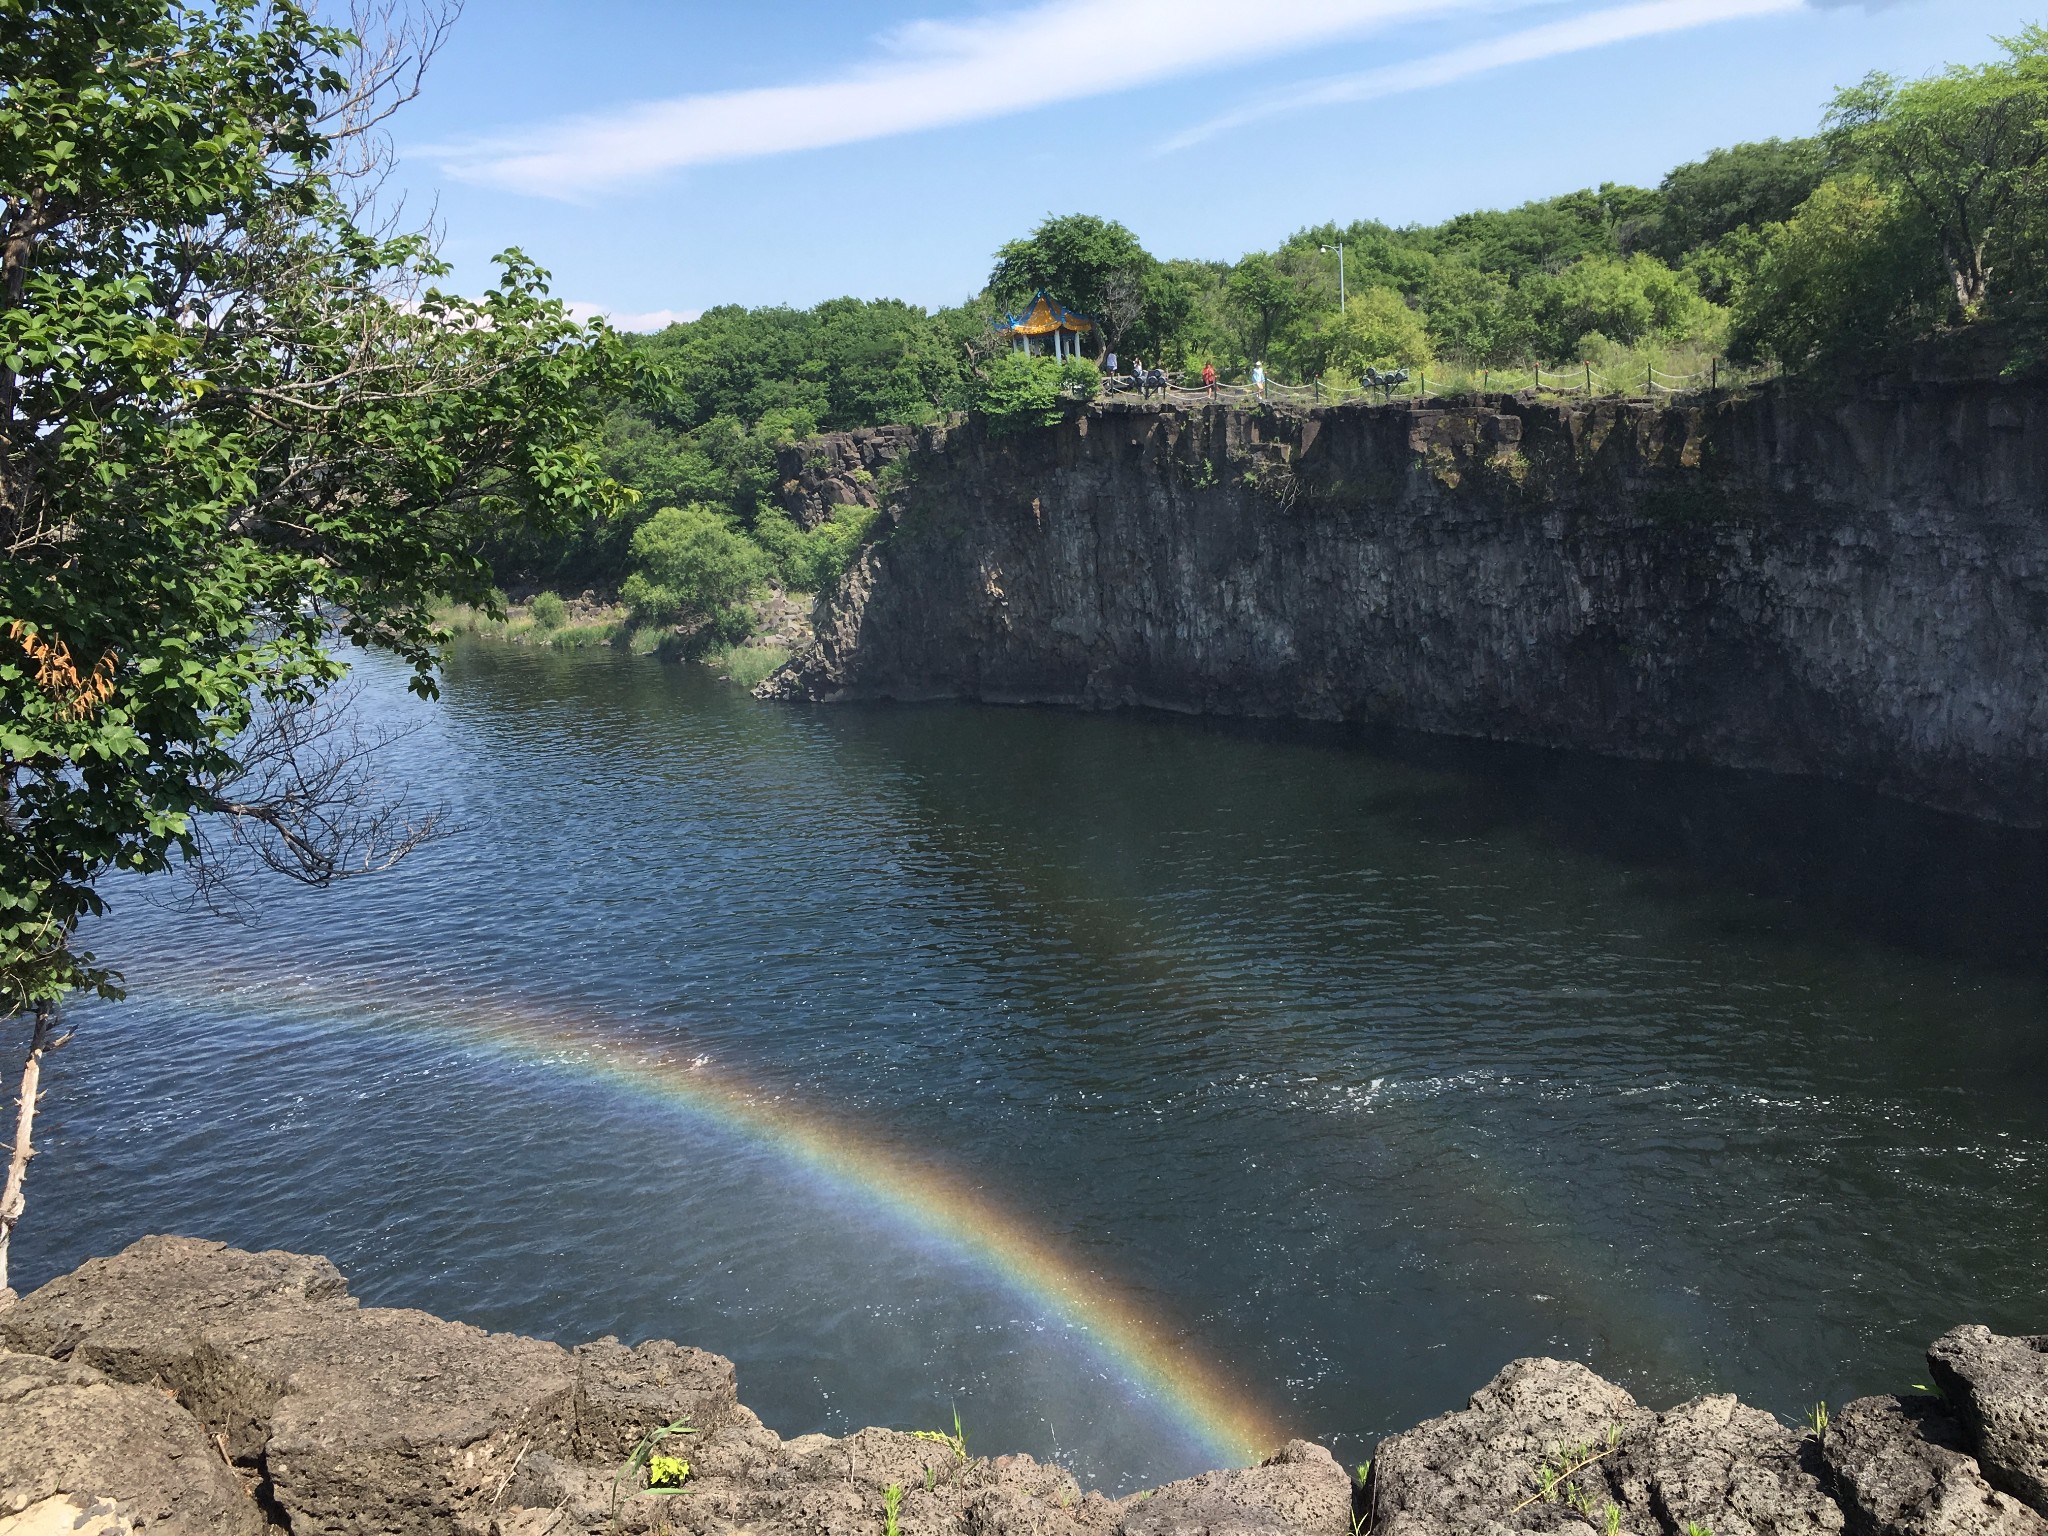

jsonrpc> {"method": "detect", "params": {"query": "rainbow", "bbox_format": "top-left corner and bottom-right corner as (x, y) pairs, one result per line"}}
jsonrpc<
(173, 976), (1286, 1465)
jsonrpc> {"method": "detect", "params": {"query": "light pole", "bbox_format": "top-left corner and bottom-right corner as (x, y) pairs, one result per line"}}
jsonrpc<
(1320, 242), (1345, 314)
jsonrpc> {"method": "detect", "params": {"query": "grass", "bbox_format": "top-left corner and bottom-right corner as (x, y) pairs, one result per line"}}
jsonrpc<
(1297, 343), (1772, 405)
(549, 621), (618, 650)
(882, 1483), (904, 1536)
(1512, 1423), (1624, 1515)
(708, 644), (790, 689)
(433, 590), (625, 650)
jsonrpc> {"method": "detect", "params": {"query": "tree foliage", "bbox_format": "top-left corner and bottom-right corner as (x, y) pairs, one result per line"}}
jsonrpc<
(1825, 27), (2048, 316)
(1318, 289), (1433, 375)
(620, 505), (770, 638)
(1, 0), (639, 1009)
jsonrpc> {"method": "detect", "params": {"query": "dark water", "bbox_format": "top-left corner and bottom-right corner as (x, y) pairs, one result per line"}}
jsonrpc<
(20, 643), (2048, 1492)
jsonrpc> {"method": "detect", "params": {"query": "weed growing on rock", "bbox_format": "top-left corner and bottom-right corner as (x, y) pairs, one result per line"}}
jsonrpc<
(910, 1404), (968, 1462)
(1684, 1524), (1716, 1536)
(1803, 1401), (1830, 1439)
(1603, 1504), (1624, 1535)
(610, 1417), (698, 1521)
(883, 1483), (904, 1536)
(1511, 1422), (1624, 1514)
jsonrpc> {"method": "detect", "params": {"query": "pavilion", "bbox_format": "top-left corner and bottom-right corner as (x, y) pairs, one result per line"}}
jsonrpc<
(1002, 291), (1096, 361)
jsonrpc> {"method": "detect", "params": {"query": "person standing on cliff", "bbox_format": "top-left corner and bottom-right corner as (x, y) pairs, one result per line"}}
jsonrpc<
(1132, 358), (1148, 398)
(1202, 361), (1218, 397)
(1105, 348), (1118, 376)
(1252, 360), (1267, 398)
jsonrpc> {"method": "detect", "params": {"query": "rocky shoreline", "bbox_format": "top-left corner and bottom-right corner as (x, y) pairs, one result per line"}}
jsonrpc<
(2, 1239), (2044, 1535)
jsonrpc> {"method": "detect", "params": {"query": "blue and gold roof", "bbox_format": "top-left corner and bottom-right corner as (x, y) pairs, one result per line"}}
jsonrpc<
(1003, 290), (1094, 335)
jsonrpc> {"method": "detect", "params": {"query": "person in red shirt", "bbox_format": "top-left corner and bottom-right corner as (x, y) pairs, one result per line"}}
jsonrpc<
(1202, 361), (1218, 397)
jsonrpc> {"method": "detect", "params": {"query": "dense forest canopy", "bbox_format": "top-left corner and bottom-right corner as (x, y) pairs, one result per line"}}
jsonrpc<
(493, 27), (2048, 640)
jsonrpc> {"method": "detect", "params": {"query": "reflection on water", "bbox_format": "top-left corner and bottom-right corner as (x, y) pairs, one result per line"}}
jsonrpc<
(20, 643), (2048, 1491)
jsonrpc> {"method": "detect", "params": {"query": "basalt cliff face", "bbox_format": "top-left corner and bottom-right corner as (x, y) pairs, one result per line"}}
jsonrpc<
(765, 386), (2048, 827)
(5, 1239), (2048, 1536)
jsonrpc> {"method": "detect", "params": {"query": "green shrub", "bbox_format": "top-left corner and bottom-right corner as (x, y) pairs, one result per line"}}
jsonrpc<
(753, 503), (880, 592)
(973, 350), (1066, 435)
(620, 504), (771, 627)
(1058, 355), (1100, 399)
(528, 591), (568, 631)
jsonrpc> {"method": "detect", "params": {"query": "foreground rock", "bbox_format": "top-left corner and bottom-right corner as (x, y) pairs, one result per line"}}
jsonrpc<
(1822, 1393), (2048, 1535)
(2, 1238), (2045, 1536)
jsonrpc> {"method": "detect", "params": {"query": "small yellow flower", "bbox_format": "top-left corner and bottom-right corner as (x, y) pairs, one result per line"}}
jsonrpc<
(647, 1455), (690, 1490)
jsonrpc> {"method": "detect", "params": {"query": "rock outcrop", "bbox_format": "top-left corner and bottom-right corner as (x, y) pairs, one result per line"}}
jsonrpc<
(765, 387), (2048, 827)
(772, 425), (921, 532)
(4, 1238), (2046, 1536)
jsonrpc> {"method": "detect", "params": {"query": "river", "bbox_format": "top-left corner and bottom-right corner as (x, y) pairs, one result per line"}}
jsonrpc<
(18, 642), (2048, 1491)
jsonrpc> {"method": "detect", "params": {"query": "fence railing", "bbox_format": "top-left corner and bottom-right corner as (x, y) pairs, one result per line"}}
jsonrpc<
(1090, 358), (1776, 408)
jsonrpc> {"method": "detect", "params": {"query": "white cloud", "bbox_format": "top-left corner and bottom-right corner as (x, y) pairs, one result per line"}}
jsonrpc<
(432, 0), (1525, 198)
(566, 301), (700, 332)
(1159, 0), (1803, 152)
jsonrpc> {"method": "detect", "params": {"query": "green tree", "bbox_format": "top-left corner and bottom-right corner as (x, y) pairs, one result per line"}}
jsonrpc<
(0, 0), (637, 1286)
(1732, 175), (1946, 365)
(1642, 138), (1826, 262)
(620, 505), (770, 636)
(1549, 254), (1719, 353)
(988, 213), (1153, 350)
(1421, 259), (1524, 363)
(1320, 288), (1433, 375)
(1827, 28), (2048, 316)
(1226, 252), (1305, 367)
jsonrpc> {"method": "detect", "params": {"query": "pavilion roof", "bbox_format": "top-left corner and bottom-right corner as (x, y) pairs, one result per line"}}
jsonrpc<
(1004, 290), (1094, 335)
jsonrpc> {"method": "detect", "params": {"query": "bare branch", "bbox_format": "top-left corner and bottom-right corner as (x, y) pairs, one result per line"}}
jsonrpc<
(176, 681), (451, 915)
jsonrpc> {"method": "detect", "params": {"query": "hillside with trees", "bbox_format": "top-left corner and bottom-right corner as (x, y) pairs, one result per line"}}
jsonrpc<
(483, 26), (2048, 661)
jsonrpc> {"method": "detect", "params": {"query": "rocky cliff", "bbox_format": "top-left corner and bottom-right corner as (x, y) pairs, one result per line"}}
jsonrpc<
(766, 387), (2048, 827)
(4, 1239), (2047, 1536)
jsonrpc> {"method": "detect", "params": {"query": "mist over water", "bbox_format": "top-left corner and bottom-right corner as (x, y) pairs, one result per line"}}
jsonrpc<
(21, 643), (2048, 1491)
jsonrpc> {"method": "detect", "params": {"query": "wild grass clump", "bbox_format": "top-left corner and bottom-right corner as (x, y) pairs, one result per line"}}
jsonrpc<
(709, 644), (789, 689)
(548, 621), (616, 650)
(529, 590), (568, 631)
(435, 601), (504, 636)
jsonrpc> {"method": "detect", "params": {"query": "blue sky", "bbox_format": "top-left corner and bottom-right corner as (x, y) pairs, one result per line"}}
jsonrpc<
(384, 0), (2045, 325)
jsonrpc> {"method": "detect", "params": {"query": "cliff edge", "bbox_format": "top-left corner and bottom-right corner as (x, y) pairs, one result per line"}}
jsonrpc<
(766, 387), (2048, 827)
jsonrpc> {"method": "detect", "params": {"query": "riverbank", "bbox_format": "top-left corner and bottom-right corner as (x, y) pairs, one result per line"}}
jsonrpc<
(437, 590), (805, 688)
(3, 1238), (2043, 1536)
(767, 381), (2048, 827)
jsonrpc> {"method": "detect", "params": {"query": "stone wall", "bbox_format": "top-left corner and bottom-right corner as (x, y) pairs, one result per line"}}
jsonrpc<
(766, 386), (2048, 827)
(3, 1239), (2046, 1536)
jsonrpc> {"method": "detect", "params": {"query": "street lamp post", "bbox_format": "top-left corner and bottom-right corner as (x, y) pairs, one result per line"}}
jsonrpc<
(1320, 242), (1346, 314)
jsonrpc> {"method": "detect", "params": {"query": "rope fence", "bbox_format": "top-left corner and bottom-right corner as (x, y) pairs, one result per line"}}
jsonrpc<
(1087, 357), (1777, 408)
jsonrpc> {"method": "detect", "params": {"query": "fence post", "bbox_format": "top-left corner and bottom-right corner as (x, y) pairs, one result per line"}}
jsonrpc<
(1712, 357), (1719, 393)
(1585, 362), (1592, 396)
(1534, 362), (1540, 392)
(1647, 363), (1653, 397)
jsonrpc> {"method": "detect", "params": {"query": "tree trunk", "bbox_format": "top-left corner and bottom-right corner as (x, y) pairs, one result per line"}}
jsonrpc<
(0, 1004), (57, 1303)
(1949, 244), (1991, 318)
